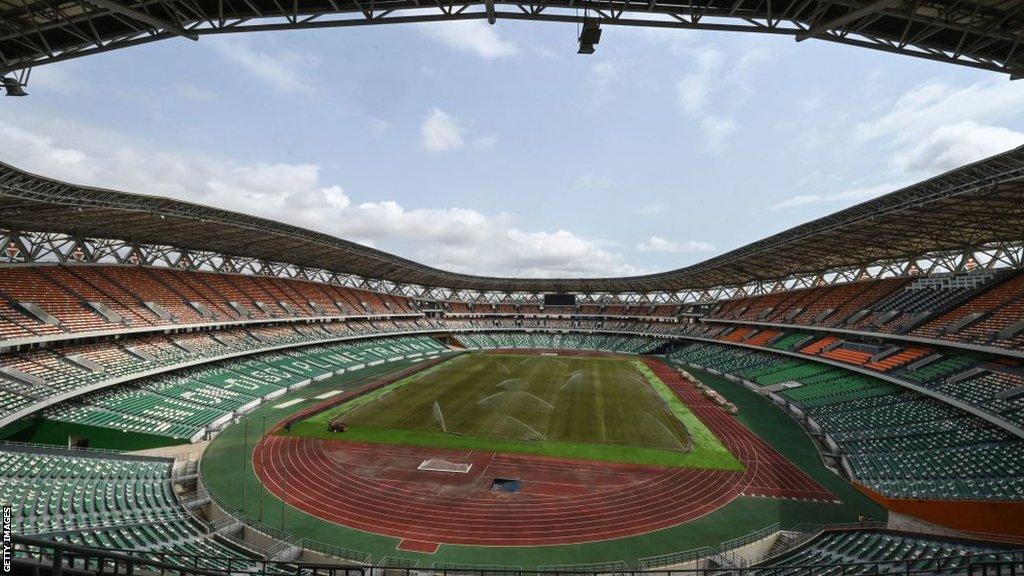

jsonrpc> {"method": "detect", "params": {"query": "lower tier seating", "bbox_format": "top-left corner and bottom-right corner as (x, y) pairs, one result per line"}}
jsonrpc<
(755, 529), (1016, 575)
(42, 335), (450, 441)
(455, 331), (664, 354)
(1, 445), (269, 570)
(669, 341), (1024, 501)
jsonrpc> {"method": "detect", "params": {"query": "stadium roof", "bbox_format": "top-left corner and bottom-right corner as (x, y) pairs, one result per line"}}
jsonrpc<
(0, 146), (1023, 293)
(1, 0), (1024, 78)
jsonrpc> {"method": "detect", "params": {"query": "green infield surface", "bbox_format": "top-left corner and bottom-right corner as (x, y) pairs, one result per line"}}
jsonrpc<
(284, 353), (741, 470)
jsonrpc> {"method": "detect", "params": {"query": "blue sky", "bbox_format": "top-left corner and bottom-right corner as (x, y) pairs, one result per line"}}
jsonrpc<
(2, 21), (1023, 278)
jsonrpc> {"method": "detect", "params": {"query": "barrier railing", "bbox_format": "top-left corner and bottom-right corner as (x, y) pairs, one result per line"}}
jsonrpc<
(204, 487), (372, 564)
(536, 560), (630, 574)
(12, 535), (1024, 576)
(638, 522), (781, 569)
(638, 547), (715, 569)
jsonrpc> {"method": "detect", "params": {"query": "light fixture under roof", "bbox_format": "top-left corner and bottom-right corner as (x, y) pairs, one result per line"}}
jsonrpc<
(578, 20), (601, 54)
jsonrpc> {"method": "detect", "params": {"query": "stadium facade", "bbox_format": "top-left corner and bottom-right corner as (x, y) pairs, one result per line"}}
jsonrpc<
(1, 146), (1024, 574)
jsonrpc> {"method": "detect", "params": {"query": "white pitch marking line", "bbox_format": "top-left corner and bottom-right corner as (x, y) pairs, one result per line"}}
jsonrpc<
(274, 398), (304, 408)
(314, 390), (345, 399)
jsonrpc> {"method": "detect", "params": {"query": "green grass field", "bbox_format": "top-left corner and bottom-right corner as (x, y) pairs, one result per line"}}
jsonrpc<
(286, 353), (740, 469)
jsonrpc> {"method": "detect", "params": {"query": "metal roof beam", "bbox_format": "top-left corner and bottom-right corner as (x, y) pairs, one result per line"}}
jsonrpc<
(796, 0), (902, 41)
(84, 0), (200, 40)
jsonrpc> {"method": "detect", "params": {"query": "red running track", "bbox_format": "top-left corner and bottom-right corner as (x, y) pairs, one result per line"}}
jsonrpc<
(253, 356), (834, 547)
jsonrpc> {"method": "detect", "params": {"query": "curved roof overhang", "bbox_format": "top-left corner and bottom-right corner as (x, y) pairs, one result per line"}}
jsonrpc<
(0, 145), (1023, 293)
(1, 0), (1023, 78)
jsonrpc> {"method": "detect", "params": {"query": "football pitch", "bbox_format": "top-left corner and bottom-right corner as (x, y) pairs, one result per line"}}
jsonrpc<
(286, 353), (742, 470)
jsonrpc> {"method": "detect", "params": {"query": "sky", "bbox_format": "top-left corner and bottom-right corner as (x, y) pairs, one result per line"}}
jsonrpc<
(2, 20), (1024, 279)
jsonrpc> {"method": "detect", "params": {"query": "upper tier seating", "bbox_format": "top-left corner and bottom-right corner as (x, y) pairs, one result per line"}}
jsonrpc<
(0, 265), (420, 344)
(703, 271), (1022, 351)
(0, 268), (117, 336)
(915, 270), (1024, 346)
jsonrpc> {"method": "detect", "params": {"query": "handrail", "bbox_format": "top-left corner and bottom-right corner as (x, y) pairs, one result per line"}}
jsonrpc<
(720, 522), (781, 551)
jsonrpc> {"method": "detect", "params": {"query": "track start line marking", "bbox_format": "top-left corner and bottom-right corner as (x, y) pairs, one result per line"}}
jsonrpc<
(397, 539), (440, 553)
(274, 398), (304, 409)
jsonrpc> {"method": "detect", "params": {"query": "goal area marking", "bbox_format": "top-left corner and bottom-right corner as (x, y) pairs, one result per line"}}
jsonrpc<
(418, 458), (473, 473)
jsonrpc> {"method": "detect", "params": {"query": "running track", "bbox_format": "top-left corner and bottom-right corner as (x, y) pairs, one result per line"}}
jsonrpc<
(253, 356), (834, 547)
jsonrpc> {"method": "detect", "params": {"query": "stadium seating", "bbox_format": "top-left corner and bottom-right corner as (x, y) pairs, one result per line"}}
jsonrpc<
(915, 271), (1024, 346)
(700, 271), (1024, 352)
(0, 313), (468, 418)
(40, 335), (449, 441)
(755, 528), (1016, 574)
(0, 265), (421, 345)
(669, 341), (1024, 501)
(3, 268), (121, 334)
(3, 260), (1024, 571)
(456, 332), (665, 354)
(1, 444), (266, 570)
(863, 347), (931, 372)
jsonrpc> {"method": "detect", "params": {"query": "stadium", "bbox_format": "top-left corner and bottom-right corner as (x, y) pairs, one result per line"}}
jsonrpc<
(1, 2), (1024, 574)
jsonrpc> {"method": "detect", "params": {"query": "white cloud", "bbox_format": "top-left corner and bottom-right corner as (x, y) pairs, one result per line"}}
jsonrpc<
(209, 37), (319, 96)
(419, 109), (496, 152)
(0, 111), (636, 278)
(892, 121), (1024, 175)
(855, 80), (1024, 142)
(854, 79), (1024, 176)
(674, 46), (769, 117)
(635, 202), (666, 217)
(674, 45), (767, 153)
(700, 116), (737, 152)
(420, 108), (465, 152)
(770, 183), (898, 211)
(483, 230), (638, 278)
(418, 21), (519, 59)
(675, 48), (723, 116)
(636, 236), (715, 253)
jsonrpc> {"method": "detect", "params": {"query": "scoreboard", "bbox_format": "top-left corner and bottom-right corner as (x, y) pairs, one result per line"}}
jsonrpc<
(543, 294), (576, 306)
